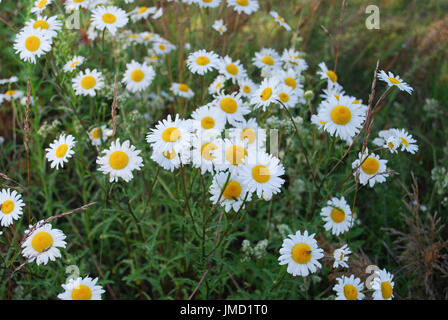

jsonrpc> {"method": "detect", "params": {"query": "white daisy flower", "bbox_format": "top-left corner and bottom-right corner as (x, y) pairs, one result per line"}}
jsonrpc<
(212, 19), (227, 35)
(25, 15), (62, 39)
(122, 60), (155, 93)
(65, 0), (90, 11)
(0, 189), (25, 227)
(72, 69), (104, 97)
(270, 11), (291, 31)
(278, 230), (324, 277)
(384, 136), (400, 154)
(2, 89), (24, 101)
(371, 269), (395, 300)
(130, 6), (157, 22)
(333, 244), (351, 268)
(213, 92), (250, 125)
(187, 49), (219, 75)
(281, 48), (308, 72)
(229, 118), (266, 150)
(146, 114), (192, 154)
(209, 171), (252, 213)
(58, 276), (105, 300)
(352, 148), (389, 187)
(170, 82), (195, 99)
(333, 275), (365, 300)
(310, 113), (327, 130)
(217, 56), (247, 82)
(319, 82), (345, 102)
(150, 146), (191, 172)
(63, 56), (85, 73)
(152, 39), (176, 55)
(45, 134), (76, 170)
(30, 0), (52, 15)
(221, 138), (250, 174)
(13, 27), (52, 64)
(320, 196), (352, 236)
(208, 75), (227, 95)
(21, 222), (67, 265)
(191, 104), (226, 134)
(391, 128), (418, 154)
(89, 125), (113, 146)
(252, 48), (281, 70)
(91, 6), (129, 35)
(250, 77), (280, 111)
(97, 139), (144, 183)
(378, 70), (413, 94)
(317, 62), (338, 85)
(191, 135), (224, 174)
(196, 0), (222, 8)
(277, 84), (300, 108)
(227, 0), (259, 15)
(238, 77), (257, 98)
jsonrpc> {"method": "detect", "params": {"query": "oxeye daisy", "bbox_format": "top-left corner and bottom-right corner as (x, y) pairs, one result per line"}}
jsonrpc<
(391, 128), (418, 154)
(208, 75), (227, 95)
(227, 0), (259, 15)
(25, 15), (62, 39)
(196, 0), (222, 8)
(122, 60), (155, 93)
(0, 189), (25, 227)
(274, 68), (303, 93)
(270, 11), (291, 31)
(317, 62), (338, 85)
(320, 196), (352, 236)
(319, 82), (345, 102)
(14, 27), (52, 64)
(212, 19), (227, 35)
(187, 49), (219, 75)
(217, 56), (247, 83)
(91, 6), (129, 35)
(317, 95), (366, 141)
(221, 138), (250, 174)
(209, 172), (252, 213)
(276, 84), (300, 108)
(89, 125), (113, 146)
(30, 0), (52, 15)
(21, 221), (66, 265)
(213, 92), (249, 125)
(64, 0), (89, 11)
(130, 6), (156, 21)
(371, 269), (395, 300)
(352, 148), (388, 187)
(45, 134), (76, 170)
(150, 147), (191, 172)
(229, 118), (266, 150)
(146, 114), (192, 154)
(191, 104), (226, 134)
(97, 139), (144, 183)
(58, 276), (105, 300)
(170, 82), (195, 99)
(238, 77), (257, 98)
(239, 152), (285, 200)
(281, 48), (308, 72)
(333, 244), (351, 268)
(384, 136), (400, 154)
(251, 77), (280, 111)
(310, 113), (327, 130)
(152, 39), (176, 55)
(333, 275), (365, 300)
(378, 70), (413, 94)
(63, 56), (85, 73)
(191, 135), (224, 174)
(2, 89), (24, 101)
(252, 48), (281, 70)
(278, 230), (324, 277)
(72, 69), (104, 97)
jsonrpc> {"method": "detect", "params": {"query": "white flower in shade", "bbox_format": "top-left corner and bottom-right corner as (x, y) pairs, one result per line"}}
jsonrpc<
(58, 276), (105, 300)
(31, 0), (52, 14)
(317, 62), (338, 85)
(217, 56), (247, 83)
(130, 6), (157, 21)
(281, 48), (308, 72)
(384, 136), (400, 154)
(352, 148), (388, 187)
(320, 196), (352, 236)
(150, 146), (191, 172)
(391, 128), (418, 154)
(238, 77), (257, 98)
(25, 15), (62, 39)
(191, 135), (224, 174)
(274, 68), (304, 94)
(146, 114), (192, 154)
(45, 134), (76, 170)
(378, 70), (413, 94)
(152, 7), (163, 19)
(191, 104), (226, 134)
(89, 125), (113, 146)
(196, 0), (222, 8)
(72, 69), (104, 97)
(65, 0), (89, 11)
(13, 27), (52, 64)
(0, 76), (19, 85)
(91, 6), (129, 35)
(317, 95), (366, 141)
(2, 89), (24, 101)
(122, 60), (155, 93)
(278, 230), (324, 277)
(252, 48), (281, 70)
(333, 244), (351, 268)
(187, 49), (219, 75)
(213, 92), (250, 125)
(140, 31), (160, 44)
(152, 39), (176, 55)
(221, 138), (250, 174)
(97, 139), (144, 183)
(0, 189), (25, 227)
(170, 82), (195, 99)
(333, 275), (365, 300)
(227, 0), (259, 15)
(63, 56), (85, 73)
(239, 152), (285, 199)
(229, 118), (266, 150)
(371, 269), (395, 300)
(276, 84), (300, 108)
(212, 19), (227, 35)
(319, 82), (345, 102)
(209, 171), (252, 212)
(208, 75), (227, 95)
(21, 222), (66, 265)
(250, 77), (280, 111)
(270, 11), (291, 31)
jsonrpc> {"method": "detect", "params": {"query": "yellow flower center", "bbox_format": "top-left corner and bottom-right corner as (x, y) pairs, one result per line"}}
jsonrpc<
(279, 93), (290, 103)
(201, 116), (215, 129)
(25, 36), (41, 52)
(196, 56), (210, 66)
(326, 70), (338, 83)
(91, 128), (102, 139)
(223, 181), (242, 200)
(70, 61), (80, 69)
(162, 127), (181, 143)
(388, 77), (401, 85)
(81, 76), (96, 90)
(138, 6), (148, 14)
(225, 145), (247, 166)
(162, 149), (177, 160)
(387, 141), (395, 150)
(56, 144), (68, 158)
(330, 105), (351, 125)
(178, 83), (189, 92)
(236, 0), (249, 5)
(203, 0), (212, 3)
(241, 128), (256, 144)
(159, 44), (166, 51)
(37, 0), (47, 9)
(361, 157), (380, 175)
(220, 97), (238, 114)
(284, 77), (297, 89)
(261, 56), (274, 66)
(1, 200), (15, 214)
(131, 69), (144, 82)
(400, 137), (409, 147)
(381, 281), (393, 299)
(109, 151), (129, 170)
(226, 64), (239, 75)
(73, 0), (85, 2)
(260, 87), (273, 101)
(102, 13), (117, 24)
(31, 231), (53, 252)
(33, 20), (49, 29)
(242, 85), (251, 94)
(330, 208), (345, 223)
(71, 285), (93, 300)
(5, 90), (15, 95)
(291, 243), (312, 264)
(252, 165), (270, 183)
(343, 284), (358, 300)
(201, 143), (217, 161)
